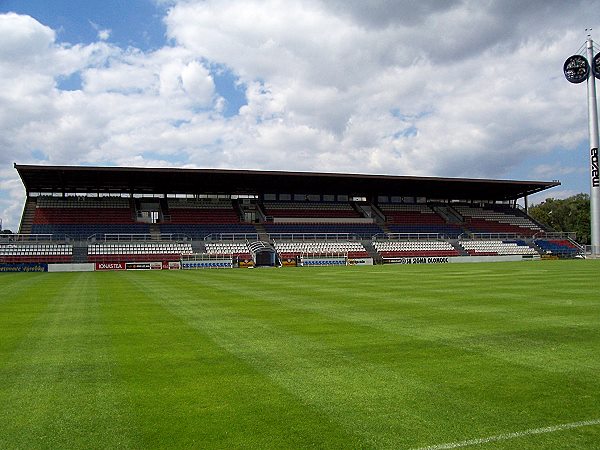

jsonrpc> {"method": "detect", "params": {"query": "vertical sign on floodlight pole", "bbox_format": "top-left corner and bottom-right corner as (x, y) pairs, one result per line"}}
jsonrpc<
(587, 38), (600, 255)
(564, 35), (600, 256)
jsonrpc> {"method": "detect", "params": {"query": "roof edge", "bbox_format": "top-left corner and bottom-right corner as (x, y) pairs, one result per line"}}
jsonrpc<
(13, 163), (560, 187)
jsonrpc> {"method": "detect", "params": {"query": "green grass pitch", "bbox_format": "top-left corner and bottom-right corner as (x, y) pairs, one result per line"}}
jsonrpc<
(1, 260), (599, 449)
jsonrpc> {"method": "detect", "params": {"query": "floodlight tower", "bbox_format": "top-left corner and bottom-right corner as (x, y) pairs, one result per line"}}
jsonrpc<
(564, 33), (600, 256)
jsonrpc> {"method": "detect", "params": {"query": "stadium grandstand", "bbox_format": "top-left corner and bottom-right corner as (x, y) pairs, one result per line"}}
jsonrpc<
(0, 164), (585, 271)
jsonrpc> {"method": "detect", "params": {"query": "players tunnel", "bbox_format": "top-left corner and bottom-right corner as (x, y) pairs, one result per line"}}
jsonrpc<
(254, 249), (276, 267)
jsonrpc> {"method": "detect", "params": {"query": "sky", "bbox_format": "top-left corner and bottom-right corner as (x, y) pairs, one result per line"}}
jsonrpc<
(0, 0), (599, 231)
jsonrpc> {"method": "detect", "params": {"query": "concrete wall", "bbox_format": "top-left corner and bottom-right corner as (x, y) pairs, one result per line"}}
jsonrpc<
(48, 263), (95, 272)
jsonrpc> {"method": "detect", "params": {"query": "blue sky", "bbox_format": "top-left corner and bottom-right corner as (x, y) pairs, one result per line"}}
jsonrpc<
(0, 0), (599, 230)
(1, 0), (167, 50)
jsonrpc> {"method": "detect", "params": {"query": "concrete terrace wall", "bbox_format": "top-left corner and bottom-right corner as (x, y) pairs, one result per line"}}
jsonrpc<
(48, 263), (95, 272)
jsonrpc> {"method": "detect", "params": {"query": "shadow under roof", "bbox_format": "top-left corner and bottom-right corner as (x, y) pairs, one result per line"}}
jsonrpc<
(14, 164), (559, 201)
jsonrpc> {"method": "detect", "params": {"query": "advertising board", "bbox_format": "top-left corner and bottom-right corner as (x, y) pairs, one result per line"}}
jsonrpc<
(95, 262), (125, 271)
(385, 256), (451, 265)
(300, 256), (346, 266)
(126, 262), (162, 270)
(281, 257), (297, 267)
(0, 263), (48, 272)
(182, 258), (233, 269)
(347, 257), (374, 266)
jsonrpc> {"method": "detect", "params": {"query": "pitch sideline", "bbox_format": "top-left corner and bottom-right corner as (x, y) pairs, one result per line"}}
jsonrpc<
(410, 418), (600, 450)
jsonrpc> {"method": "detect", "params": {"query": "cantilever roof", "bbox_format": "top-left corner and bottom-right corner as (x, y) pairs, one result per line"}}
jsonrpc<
(14, 164), (559, 201)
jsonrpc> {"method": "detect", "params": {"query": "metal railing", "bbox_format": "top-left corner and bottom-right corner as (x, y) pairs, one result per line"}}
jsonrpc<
(0, 233), (58, 242)
(533, 231), (577, 241)
(204, 233), (259, 241)
(467, 233), (521, 240)
(267, 232), (360, 241)
(372, 233), (443, 241)
(89, 233), (191, 242)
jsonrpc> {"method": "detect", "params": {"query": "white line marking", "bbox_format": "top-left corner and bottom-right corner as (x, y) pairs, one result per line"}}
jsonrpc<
(411, 418), (600, 450)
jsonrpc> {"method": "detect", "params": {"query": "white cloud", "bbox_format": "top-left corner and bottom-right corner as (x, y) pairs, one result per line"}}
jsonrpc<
(88, 20), (111, 41)
(98, 29), (111, 41)
(0, 12), (55, 65)
(181, 60), (214, 105)
(533, 163), (583, 178)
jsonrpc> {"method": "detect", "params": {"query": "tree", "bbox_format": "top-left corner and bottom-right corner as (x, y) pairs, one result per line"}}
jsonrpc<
(529, 193), (590, 244)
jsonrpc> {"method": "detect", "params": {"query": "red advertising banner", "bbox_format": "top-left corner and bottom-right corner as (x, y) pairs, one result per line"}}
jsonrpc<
(95, 262), (125, 271)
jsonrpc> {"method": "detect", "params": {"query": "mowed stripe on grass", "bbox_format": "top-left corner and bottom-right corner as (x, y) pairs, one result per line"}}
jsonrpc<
(0, 260), (599, 449)
(0, 273), (131, 448)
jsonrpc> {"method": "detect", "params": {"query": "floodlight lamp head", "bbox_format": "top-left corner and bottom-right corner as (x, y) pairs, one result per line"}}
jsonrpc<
(564, 54), (589, 83)
(593, 52), (600, 80)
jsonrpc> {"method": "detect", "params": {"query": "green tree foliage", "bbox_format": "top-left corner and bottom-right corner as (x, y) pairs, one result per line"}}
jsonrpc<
(529, 193), (590, 244)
